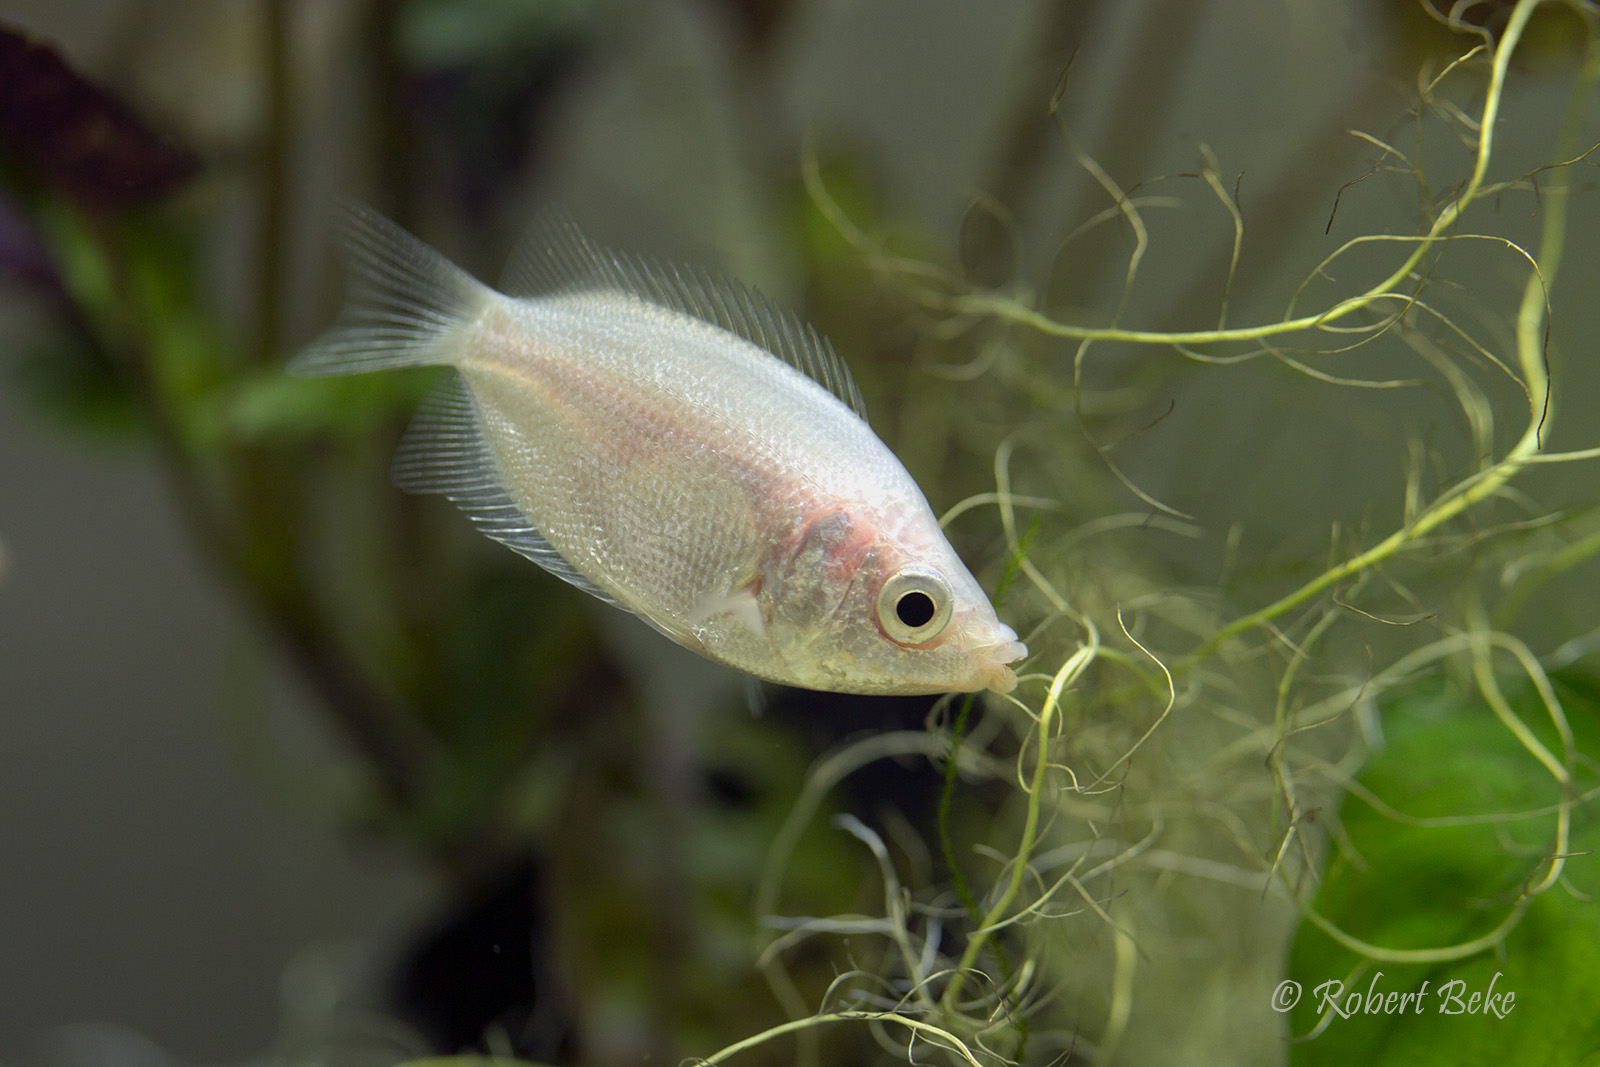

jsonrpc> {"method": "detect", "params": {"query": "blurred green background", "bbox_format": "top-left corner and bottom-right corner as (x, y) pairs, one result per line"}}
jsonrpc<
(2, 1), (1598, 1066)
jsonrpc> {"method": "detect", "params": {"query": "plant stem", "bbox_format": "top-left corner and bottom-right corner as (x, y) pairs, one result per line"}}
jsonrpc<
(940, 644), (1091, 1014)
(257, 0), (292, 365)
(1179, 0), (1590, 669)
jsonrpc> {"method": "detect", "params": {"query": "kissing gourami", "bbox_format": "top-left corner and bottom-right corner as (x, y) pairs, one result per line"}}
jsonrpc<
(290, 207), (1026, 695)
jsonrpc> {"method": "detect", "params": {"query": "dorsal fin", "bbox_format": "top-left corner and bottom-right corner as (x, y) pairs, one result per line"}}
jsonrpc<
(499, 210), (870, 421)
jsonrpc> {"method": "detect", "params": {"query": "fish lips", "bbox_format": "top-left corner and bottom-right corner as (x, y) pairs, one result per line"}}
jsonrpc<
(968, 625), (1028, 694)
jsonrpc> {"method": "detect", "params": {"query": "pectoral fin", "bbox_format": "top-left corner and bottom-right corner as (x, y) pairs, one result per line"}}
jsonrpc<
(691, 584), (766, 641)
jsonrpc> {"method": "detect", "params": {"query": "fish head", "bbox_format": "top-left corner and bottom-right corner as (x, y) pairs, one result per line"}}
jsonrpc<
(765, 504), (1028, 695)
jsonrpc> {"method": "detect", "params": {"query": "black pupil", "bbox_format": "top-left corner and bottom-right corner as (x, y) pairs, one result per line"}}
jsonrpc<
(896, 591), (937, 629)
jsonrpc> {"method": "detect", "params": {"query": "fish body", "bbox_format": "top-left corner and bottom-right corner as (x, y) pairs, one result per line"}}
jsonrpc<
(292, 207), (1026, 694)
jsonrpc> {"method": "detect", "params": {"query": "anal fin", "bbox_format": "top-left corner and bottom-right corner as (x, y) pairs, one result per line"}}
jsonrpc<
(393, 375), (619, 606)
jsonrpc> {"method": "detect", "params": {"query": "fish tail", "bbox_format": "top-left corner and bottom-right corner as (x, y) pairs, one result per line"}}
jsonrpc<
(288, 204), (492, 376)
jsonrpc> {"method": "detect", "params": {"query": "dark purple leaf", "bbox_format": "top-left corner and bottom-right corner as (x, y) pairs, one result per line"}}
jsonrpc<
(0, 22), (200, 209)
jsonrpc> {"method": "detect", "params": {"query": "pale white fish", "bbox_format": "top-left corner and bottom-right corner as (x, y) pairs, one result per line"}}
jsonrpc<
(290, 206), (1027, 695)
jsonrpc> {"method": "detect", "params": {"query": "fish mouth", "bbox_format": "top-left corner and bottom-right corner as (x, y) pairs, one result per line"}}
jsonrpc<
(973, 627), (1028, 694)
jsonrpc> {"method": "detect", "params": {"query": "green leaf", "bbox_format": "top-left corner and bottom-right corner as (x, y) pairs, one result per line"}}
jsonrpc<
(397, 0), (595, 68)
(1287, 676), (1600, 1067)
(11, 339), (146, 441)
(220, 365), (441, 445)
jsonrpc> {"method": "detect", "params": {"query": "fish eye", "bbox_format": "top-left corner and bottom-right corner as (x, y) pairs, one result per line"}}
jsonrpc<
(877, 567), (953, 645)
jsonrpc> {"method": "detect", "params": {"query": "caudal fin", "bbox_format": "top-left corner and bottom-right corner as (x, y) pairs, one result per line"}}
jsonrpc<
(288, 204), (492, 376)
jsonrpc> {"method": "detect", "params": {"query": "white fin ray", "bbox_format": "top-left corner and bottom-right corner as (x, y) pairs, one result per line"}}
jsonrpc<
(500, 210), (870, 421)
(288, 205), (490, 376)
(393, 376), (619, 606)
(743, 676), (768, 717)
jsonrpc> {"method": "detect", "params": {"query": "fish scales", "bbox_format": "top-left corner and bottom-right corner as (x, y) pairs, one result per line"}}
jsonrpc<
(292, 207), (1027, 694)
(468, 295), (887, 632)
